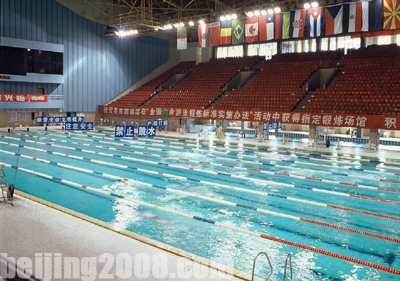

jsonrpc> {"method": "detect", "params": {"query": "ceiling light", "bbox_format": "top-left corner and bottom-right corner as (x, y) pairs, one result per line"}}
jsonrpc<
(274, 7), (281, 13)
(311, 2), (319, 8)
(261, 10), (267, 15)
(247, 11), (254, 17)
(199, 19), (205, 25)
(220, 15), (226, 21)
(267, 9), (274, 14)
(173, 23), (180, 28)
(254, 10), (260, 16)
(133, 30), (138, 34)
(154, 28), (159, 31)
(179, 22), (185, 27)
(189, 21), (194, 26)
(304, 3), (311, 9)
(226, 15), (232, 20)
(231, 14), (237, 19)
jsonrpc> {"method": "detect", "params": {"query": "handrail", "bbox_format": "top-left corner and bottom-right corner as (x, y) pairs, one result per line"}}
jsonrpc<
(251, 252), (273, 281)
(282, 253), (293, 281)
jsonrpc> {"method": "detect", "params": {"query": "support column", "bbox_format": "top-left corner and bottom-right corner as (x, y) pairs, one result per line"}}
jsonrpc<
(369, 128), (379, 147)
(309, 125), (317, 142)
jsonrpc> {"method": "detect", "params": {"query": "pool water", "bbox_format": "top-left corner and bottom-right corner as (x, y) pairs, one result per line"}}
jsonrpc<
(0, 128), (399, 280)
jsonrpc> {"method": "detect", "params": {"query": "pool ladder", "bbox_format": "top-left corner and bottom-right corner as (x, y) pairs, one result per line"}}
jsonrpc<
(0, 165), (13, 206)
(251, 252), (292, 281)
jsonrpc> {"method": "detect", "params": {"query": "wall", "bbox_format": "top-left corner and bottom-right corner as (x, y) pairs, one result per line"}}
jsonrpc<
(0, 0), (169, 112)
(179, 42), (198, 62)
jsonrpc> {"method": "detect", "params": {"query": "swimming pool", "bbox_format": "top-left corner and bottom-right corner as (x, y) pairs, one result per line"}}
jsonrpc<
(0, 128), (399, 280)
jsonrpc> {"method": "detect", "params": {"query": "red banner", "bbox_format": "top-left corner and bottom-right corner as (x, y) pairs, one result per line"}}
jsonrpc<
(0, 94), (48, 102)
(98, 105), (400, 130)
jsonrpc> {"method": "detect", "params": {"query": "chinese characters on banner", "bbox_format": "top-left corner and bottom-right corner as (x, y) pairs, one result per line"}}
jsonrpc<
(36, 116), (85, 124)
(138, 126), (157, 138)
(98, 105), (399, 130)
(114, 125), (135, 137)
(0, 94), (48, 102)
(64, 122), (93, 131)
(263, 121), (282, 130)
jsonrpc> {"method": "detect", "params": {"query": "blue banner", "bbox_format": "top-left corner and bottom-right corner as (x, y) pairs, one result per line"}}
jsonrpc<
(263, 121), (282, 130)
(64, 122), (93, 131)
(147, 125), (157, 138)
(114, 125), (125, 137)
(124, 125), (135, 137)
(138, 126), (148, 137)
(37, 116), (85, 124)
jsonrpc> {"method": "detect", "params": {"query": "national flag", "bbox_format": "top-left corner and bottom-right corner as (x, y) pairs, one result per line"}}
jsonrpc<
(344, 3), (362, 33)
(266, 14), (274, 40)
(259, 15), (274, 41)
(232, 19), (245, 44)
(177, 27), (187, 50)
(275, 12), (290, 39)
(370, 0), (383, 30)
(325, 5), (343, 35)
(289, 10), (306, 38)
(220, 20), (232, 44)
(245, 17), (259, 43)
(208, 22), (220, 46)
(384, 0), (400, 29)
(198, 24), (209, 47)
(307, 7), (324, 37)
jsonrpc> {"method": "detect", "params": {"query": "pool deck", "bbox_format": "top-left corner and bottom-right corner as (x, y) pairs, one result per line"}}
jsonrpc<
(2, 126), (400, 280)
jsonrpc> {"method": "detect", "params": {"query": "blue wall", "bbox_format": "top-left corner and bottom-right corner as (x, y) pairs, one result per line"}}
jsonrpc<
(0, 0), (169, 112)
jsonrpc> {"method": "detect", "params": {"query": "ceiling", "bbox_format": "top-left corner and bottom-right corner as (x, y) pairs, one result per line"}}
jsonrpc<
(55, 0), (350, 39)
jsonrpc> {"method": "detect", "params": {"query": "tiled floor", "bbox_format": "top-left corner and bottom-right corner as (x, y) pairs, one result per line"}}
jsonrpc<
(0, 195), (248, 281)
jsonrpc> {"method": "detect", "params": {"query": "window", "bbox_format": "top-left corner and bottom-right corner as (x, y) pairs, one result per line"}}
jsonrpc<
(216, 45), (243, 58)
(7, 112), (33, 122)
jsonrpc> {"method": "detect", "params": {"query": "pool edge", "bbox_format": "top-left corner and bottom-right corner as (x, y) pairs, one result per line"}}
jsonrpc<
(14, 190), (263, 281)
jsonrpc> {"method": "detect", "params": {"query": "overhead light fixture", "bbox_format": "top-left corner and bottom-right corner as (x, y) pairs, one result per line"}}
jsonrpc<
(261, 10), (267, 15)
(231, 14), (237, 19)
(154, 28), (159, 31)
(274, 7), (281, 13)
(133, 30), (138, 34)
(173, 23), (180, 28)
(226, 15), (232, 20)
(247, 11), (254, 17)
(220, 15), (226, 21)
(254, 10), (260, 16)
(267, 9), (274, 14)
(189, 21), (194, 26)
(179, 22), (185, 27)
(304, 3), (311, 9)
(199, 19), (205, 25)
(311, 2), (319, 8)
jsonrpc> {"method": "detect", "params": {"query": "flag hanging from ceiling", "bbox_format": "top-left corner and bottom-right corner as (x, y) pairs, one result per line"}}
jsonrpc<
(208, 22), (220, 46)
(266, 14), (275, 40)
(220, 20), (232, 44)
(344, 3), (362, 33)
(371, 0), (383, 30)
(276, 12), (290, 39)
(307, 7), (324, 37)
(258, 14), (274, 41)
(245, 17), (259, 43)
(325, 5), (343, 35)
(198, 24), (209, 47)
(177, 27), (187, 50)
(384, 0), (400, 29)
(232, 19), (245, 44)
(289, 10), (306, 38)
